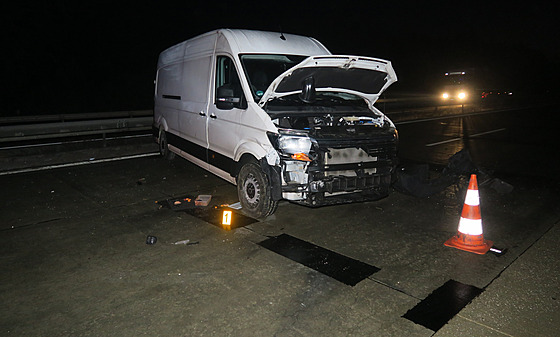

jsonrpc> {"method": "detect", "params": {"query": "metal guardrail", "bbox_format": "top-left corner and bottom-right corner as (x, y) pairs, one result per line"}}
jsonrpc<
(0, 110), (153, 125)
(0, 97), (524, 144)
(0, 110), (153, 142)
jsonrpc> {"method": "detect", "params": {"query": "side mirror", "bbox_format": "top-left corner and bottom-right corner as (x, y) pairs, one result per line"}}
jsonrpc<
(216, 86), (241, 110)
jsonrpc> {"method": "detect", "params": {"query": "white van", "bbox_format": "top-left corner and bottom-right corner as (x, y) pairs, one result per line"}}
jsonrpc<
(153, 29), (398, 219)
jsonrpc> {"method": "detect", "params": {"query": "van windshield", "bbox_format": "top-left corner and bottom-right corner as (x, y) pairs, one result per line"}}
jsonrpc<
(240, 54), (307, 101)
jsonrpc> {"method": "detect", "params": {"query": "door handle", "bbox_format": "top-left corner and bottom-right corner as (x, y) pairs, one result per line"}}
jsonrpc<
(210, 114), (217, 119)
(199, 111), (206, 116)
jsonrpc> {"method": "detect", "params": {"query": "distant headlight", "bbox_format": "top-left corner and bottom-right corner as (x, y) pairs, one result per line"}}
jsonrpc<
(442, 93), (449, 99)
(458, 92), (467, 100)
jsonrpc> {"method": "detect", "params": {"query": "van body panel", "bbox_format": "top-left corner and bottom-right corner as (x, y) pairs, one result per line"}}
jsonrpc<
(218, 29), (330, 57)
(233, 136), (271, 164)
(206, 105), (240, 173)
(170, 144), (210, 174)
(156, 31), (218, 68)
(154, 29), (398, 216)
(156, 32), (217, 169)
(230, 102), (278, 161)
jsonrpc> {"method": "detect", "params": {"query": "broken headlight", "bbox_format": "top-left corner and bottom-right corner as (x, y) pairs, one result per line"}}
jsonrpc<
(267, 130), (313, 161)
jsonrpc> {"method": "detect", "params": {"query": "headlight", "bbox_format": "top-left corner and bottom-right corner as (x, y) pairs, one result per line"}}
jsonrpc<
(458, 92), (467, 99)
(267, 130), (313, 161)
(442, 92), (449, 99)
(278, 135), (311, 154)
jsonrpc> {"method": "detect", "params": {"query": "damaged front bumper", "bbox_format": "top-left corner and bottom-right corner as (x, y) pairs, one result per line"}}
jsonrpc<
(274, 135), (398, 207)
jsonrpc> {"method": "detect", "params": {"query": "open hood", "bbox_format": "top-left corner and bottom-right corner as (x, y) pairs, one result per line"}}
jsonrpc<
(258, 55), (397, 108)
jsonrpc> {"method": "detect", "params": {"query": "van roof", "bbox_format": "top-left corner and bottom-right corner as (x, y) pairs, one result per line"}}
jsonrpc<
(220, 29), (330, 55)
(158, 29), (331, 68)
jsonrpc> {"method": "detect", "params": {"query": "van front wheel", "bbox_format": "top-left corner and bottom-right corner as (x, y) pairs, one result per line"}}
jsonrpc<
(237, 162), (278, 219)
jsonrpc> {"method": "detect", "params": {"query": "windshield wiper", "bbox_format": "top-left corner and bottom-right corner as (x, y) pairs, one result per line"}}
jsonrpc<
(270, 96), (305, 105)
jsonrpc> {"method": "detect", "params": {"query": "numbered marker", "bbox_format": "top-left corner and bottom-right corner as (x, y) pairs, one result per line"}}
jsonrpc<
(222, 210), (232, 226)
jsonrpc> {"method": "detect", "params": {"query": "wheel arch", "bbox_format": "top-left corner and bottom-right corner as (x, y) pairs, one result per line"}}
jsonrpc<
(232, 140), (268, 177)
(157, 117), (169, 132)
(233, 153), (259, 179)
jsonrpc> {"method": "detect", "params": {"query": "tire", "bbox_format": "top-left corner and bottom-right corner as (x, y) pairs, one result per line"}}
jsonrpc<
(237, 161), (278, 219)
(158, 129), (175, 160)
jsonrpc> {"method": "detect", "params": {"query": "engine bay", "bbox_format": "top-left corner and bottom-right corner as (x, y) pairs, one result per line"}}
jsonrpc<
(272, 113), (389, 137)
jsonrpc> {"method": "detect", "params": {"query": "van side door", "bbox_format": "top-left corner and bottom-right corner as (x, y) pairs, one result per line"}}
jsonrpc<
(206, 55), (245, 176)
(175, 56), (212, 167)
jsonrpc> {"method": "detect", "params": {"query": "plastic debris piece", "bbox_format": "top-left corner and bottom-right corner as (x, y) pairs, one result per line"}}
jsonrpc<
(489, 246), (507, 256)
(228, 202), (242, 210)
(146, 235), (157, 245)
(157, 195), (196, 210)
(489, 178), (514, 194)
(173, 240), (199, 245)
(195, 194), (212, 206)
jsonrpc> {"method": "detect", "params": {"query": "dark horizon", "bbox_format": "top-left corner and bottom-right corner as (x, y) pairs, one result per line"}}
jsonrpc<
(3, 2), (558, 116)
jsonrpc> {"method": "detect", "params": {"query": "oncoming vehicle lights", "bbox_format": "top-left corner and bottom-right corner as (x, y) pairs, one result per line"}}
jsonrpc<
(441, 91), (468, 101)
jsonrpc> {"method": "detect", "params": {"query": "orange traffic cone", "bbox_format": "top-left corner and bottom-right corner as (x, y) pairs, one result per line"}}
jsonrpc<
(444, 174), (494, 254)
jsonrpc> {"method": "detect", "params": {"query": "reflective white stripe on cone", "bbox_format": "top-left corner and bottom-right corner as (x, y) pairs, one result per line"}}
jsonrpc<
(445, 174), (493, 254)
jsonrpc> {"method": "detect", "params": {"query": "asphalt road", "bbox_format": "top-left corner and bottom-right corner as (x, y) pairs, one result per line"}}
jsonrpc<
(1, 103), (559, 336)
(394, 105), (560, 178)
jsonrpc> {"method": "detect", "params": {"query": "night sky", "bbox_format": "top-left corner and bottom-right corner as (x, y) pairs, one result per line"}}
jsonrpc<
(2, 1), (558, 116)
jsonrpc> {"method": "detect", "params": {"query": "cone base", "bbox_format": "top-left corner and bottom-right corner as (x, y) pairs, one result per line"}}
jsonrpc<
(444, 236), (494, 255)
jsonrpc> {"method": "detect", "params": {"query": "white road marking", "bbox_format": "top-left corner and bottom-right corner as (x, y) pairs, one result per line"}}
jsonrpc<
(0, 152), (160, 176)
(0, 134), (151, 150)
(425, 128), (506, 147)
(394, 108), (513, 125)
(470, 128), (507, 138)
